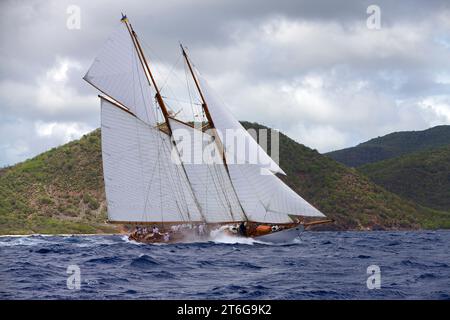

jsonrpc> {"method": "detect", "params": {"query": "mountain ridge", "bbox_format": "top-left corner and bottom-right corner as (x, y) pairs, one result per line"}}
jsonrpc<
(359, 144), (450, 212)
(326, 125), (450, 167)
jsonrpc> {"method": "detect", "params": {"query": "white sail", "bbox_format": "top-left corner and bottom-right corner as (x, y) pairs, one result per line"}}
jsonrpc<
(84, 23), (158, 126)
(169, 119), (246, 223)
(101, 98), (203, 223)
(198, 75), (286, 175)
(228, 164), (325, 222)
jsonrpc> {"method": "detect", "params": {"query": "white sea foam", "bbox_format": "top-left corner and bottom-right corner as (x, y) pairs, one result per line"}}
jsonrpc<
(208, 228), (267, 245)
(0, 235), (49, 247)
(120, 235), (144, 245)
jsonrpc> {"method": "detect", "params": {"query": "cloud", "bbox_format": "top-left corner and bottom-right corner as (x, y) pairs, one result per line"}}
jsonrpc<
(0, 56), (97, 165)
(1, 0), (450, 165)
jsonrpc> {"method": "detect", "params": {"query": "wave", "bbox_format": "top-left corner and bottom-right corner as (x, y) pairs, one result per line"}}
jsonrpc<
(86, 256), (122, 264)
(120, 235), (144, 246)
(208, 228), (269, 245)
(0, 236), (50, 247)
(130, 254), (161, 268)
(2, 232), (449, 300)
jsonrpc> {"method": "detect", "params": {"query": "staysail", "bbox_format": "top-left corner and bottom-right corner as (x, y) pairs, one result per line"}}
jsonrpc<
(228, 164), (325, 223)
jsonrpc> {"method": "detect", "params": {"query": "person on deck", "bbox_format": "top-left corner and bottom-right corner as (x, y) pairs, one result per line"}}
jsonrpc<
(238, 222), (247, 236)
(163, 233), (170, 242)
(152, 225), (159, 234)
(198, 223), (206, 236)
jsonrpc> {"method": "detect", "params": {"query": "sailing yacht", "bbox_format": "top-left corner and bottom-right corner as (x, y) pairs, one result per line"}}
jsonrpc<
(83, 15), (332, 244)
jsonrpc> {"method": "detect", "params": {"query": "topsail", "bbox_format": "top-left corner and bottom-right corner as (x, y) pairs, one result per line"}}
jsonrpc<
(84, 24), (158, 126)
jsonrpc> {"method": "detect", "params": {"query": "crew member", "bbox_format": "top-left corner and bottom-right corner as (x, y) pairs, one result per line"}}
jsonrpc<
(238, 222), (247, 236)
(163, 233), (170, 242)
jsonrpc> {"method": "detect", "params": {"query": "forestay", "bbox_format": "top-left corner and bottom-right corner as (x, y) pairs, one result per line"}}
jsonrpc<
(101, 98), (203, 223)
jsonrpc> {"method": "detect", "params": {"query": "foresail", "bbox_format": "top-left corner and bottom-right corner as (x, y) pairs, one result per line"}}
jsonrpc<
(169, 119), (246, 223)
(101, 98), (203, 223)
(228, 164), (325, 223)
(198, 75), (286, 175)
(85, 23), (158, 126)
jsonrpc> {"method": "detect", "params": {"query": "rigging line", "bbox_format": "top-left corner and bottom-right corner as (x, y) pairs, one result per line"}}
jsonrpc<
(180, 46), (248, 222)
(184, 60), (197, 124)
(160, 136), (189, 221)
(140, 39), (198, 120)
(132, 47), (161, 224)
(209, 139), (241, 220)
(204, 140), (236, 221)
(140, 130), (165, 223)
(177, 161), (198, 222)
(175, 151), (194, 220)
(142, 38), (193, 92)
(134, 46), (161, 126)
(170, 132), (208, 223)
(140, 100), (169, 222)
(138, 38), (180, 101)
(209, 164), (233, 221)
(161, 96), (202, 106)
(131, 52), (147, 223)
(156, 110), (164, 227)
(159, 53), (182, 92)
(125, 23), (194, 225)
(213, 162), (239, 220)
(136, 35), (206, 223)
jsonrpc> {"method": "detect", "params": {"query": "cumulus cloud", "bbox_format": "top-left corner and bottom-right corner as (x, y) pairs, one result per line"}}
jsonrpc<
(1, 0), (450, 165)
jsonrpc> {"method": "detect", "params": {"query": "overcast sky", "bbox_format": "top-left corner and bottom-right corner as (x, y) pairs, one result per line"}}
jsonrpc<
(1, 0), (450, 166)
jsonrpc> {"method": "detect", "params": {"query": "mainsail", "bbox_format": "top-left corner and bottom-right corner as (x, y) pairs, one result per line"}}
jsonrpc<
(101, 97), (203, 223)
(85, 16), (326, 226)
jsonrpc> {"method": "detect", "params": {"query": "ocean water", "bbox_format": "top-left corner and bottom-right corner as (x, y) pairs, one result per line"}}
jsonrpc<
(0, 231), (449, 300)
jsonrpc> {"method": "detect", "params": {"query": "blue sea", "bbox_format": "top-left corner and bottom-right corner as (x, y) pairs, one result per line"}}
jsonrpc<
(0, 231), (449, 300)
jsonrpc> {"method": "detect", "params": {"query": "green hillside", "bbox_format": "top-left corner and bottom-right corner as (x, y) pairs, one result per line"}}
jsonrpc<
(0, 124), (449, 235)
(326, 125), (450, 167)
(359, 145), (450, 212)
(242, 122), (450, 231)
(0, 129), (118, 235)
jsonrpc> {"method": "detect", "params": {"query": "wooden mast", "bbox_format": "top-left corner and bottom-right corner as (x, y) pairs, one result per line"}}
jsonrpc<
(180, 44), (249, 222)
(121, 14), (171, 133)
(180, 46), (215, 129)
(180, 45), (228, 164)
(119, 15), (209, 224)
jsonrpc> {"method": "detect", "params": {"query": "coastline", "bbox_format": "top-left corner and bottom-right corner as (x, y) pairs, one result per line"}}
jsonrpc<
(1, 229), (448, 238)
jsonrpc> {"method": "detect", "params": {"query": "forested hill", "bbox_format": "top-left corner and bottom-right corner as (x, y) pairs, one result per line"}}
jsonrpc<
(326, 125), (450, 167)
(359, 145), (450, 212)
